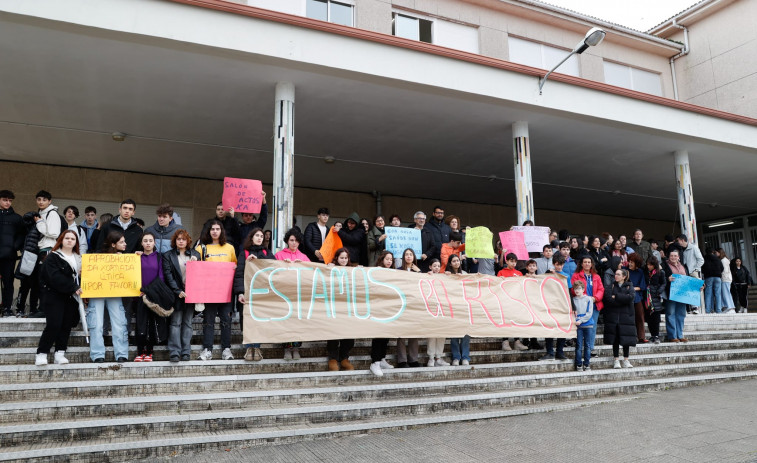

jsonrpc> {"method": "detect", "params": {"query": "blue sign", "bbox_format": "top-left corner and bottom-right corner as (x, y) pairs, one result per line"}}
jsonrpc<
(385, 227), (422, 261)
(669, 274), (704, 306)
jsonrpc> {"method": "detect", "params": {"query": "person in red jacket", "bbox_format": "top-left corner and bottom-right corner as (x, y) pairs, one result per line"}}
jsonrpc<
(571, 256), (604, 357)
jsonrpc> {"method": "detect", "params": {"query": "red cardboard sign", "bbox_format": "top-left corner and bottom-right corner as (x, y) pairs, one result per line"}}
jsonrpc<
(222, 177), (263, 214)
(498, 230), (529, 260)
(185, 261), (236, 303)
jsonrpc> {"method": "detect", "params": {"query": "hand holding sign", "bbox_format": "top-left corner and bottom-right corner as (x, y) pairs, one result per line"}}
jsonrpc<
(222, 177), (263, 214)
(511, 226), (550, 253)
(81, 254), (142, 298)
(498, 231), (529, 260)
(185, 261), (236, 303)
(669, 274), (705, 306)
(385, 227), (422, 260)
(465, 227), (495, 258)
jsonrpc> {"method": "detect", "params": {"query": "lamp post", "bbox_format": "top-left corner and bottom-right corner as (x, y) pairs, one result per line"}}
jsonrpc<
(538, 27), (606, 95)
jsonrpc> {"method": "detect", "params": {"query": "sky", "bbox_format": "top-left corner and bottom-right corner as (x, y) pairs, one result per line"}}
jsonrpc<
(543, 0), (701, 31)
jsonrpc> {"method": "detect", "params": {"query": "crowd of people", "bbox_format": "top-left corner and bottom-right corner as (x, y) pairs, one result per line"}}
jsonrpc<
(0, 189), (752, 374)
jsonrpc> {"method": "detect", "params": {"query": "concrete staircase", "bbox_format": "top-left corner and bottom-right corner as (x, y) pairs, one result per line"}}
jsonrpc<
(1, 314), (757, 462)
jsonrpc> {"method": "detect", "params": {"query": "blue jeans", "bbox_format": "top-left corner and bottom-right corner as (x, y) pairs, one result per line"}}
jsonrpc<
(721, 281), (735, 310)
(168, 301), (194, 358)
(587, 309), (600, 352)
(575, 328), (591, 367)
(87, 297), (129, 361)
(544, 338), (565, 356)
(704, 277), (722, 313)
(450, 335), (470, 361)
(665, 299), (687, 340)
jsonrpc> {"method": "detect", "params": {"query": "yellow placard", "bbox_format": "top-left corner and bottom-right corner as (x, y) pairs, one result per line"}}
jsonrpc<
(81, 254), (142, 298)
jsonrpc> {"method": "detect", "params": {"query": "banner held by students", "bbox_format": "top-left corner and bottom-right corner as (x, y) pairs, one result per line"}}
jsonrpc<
(511, 226), (550, 253)
(498, 230), (529, 260)
(222, 177), (263, 214)
(669, 274), (705, 306)
(185, 261), (236, 303)
(385, 227), (422, 260)
(243, 260), (574, 343)
(81, 254), (142, 298)
(464, 227), (495, 258)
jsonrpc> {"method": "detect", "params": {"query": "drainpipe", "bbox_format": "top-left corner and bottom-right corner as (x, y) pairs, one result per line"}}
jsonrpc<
(372, 190), (382, 216)
(669, 19), (690, 101)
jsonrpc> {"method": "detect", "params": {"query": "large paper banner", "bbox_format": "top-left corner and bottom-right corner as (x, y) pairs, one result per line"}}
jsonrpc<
(669, 274), (704, 306)
(511, 226), (550, 253)
(319, 226), (343, 264)
(385, 227), (422, 260)
(81, 254), (141, 298)
(222, 177), (263, 214)
(465, 227), (495, 258)
(498, 231), (529, 260)
(185, 261), (236, 303)
(243, 260), (574, 343)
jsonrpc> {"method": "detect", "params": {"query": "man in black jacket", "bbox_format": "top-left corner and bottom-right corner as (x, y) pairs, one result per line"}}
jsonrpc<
(410, 211), (436, 272)
(199, 202), (242, 254)
(239, 192), (268, 246)
(303, 207), (329, 262)
(94, 200), (143, 253)
(425, 205), (450, 263)
(0, 190), (24, 316)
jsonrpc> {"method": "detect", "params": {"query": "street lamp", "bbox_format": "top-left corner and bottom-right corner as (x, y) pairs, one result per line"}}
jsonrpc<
(538, 27), (606, 95)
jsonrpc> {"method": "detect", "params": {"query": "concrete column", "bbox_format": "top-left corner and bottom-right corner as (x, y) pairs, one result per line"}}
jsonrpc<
(674, 150), (698, 246)
(272, 82), (295, 255)
(512, 121), (534, 225)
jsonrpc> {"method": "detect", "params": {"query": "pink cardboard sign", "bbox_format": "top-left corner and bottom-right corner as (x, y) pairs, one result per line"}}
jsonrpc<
(498, 230), (529, 260)
(222, 177), (263, 214)
(185, 261), (236, 303)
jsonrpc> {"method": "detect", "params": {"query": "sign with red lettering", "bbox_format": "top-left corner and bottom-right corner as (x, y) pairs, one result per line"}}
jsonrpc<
(185, 261), (236, 303)
(222, 177), (263, 214)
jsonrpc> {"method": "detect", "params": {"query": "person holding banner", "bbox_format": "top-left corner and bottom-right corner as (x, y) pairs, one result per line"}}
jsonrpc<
(446, 254), (471, 366)
(369, 250), (398, 376)
(426, 259), (450, 367)
(275, 228), (309, 360)
(661, 249), (690, 342)
(35, 230), (82, 366)
(195, 220), (237, 361)
(397, 248), (421, 367)
(603, 268), (637, 369)
(498, 253), (528, 352)
(235, 227), (274, 362)
(87, 231), (130, 363)
(325, 248), (356, 371)
(163, 229), (200, 362)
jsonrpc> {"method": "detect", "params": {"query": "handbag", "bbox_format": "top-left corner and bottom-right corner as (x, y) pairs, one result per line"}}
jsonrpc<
(17, 250), (38, 276)
(140, 277), (175, 318)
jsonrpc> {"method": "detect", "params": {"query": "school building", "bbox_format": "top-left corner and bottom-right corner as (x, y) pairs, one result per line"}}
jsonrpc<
(1, 0), (756, 267)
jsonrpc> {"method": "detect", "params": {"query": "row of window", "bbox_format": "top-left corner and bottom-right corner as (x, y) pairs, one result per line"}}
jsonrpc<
(254, 0), (662, 96)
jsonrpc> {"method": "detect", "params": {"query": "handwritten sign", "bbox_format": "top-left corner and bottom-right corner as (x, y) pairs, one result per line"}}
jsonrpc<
(242, 260), (574, 343)
(185, 261), (236, 303)
(464, 227), (495, 258)
(669, 274), (704, 306)
(385, 227), (422, 260)
(511, 226), (550, 253)
(498, 231), (529, 260)
(81, 254), (141, 298)
(222, 177), (263, 214)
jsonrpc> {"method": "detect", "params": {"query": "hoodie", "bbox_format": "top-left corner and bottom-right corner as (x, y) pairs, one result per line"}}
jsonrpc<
(36, 204), (61, 250)
(80, 219), (98, 249)
(144, 220), (184, 254)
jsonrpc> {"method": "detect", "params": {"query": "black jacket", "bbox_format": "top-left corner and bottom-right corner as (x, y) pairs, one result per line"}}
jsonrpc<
(162, 248), (201, 297)
(425, 218), (450, 260)
(701, 253), (724, 279)
(239, 203), (268, 245)
(19, 212), (41, 255)
(0, 207), (24, 259)
(303, 221), (326, 262)
(338, 226), (368, 266)
(602, 281), (637, 347)
(587, 247), (610, 275)
(646, 267), (667, 312)
(731, 266), (753, 285)
(233, 245), (275, 295)
(95, 217), (143, 253)
(200, 216), (242, 254)
(39, 252), (80, 296)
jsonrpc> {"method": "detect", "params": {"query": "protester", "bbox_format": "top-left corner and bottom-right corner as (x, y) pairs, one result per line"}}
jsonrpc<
(26, 190), (63, 318)
(367, 215), (387, 265)
(498, 253), (527, 351)
(731, 257), (752, 312)
(610, 239), (629, 268)
(645, 256), (665, 344)
(275, 228), (309, 360)
(410, 211), (435, 272)
(369, 250), (397, 376)
(627, 253), (647, 343)
(235, 227), (274, 361)
(661, 249), (689, 342)
(586, 235), (609, 275)
(35, 230), (82, 366)
(303, 208), (330, 262)
(80, 206), (98, 250)
(144, 204), (184, 254)
(195, 220), (237, 361)
(62, 206), (88, 255)
(134, 232), (166, 362)
(325, 248), (356, 371)
(717, 248), (736, 313)
(338, 212), (368, 266)
(95, 200), (142, 253)
(426, 259), (449, 367)
(572, 280), (593, 371)
(426, 206), (451, 264)
(396, 248), (421, 367)
(0, 190), (23, 317)
(702, 248), (724, 314)
(88, 213), (113, 253)
(87, 231), (129, 363)
(238, 191), (268, 244)
(571, 257), (604, 357)
(534, 244), (554, 275)
(603, 268), (637, 369)
(163, 229), (200, 362)
(200, 202), (242, 254)
(446, 254), (471, 366)
(263, 230), (272, 251)
(439, 231), (464, 272)
(541, 255), (569, 361)
(676, 234), (704, 313)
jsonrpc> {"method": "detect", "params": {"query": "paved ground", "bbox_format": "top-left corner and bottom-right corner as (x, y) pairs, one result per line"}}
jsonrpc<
(157, 379), (757, 463)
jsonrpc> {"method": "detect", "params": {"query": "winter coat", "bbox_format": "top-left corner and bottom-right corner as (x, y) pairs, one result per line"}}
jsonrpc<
(36, 205), (62, 250)
(731, 266), (753, 285)
(0, 207), (24, 259)
(628, 240), (651, 263)
(602, 281), (637, 347)
(162, 248), (201, 309)
(646, 267), (666, 313)
(39, 251), (80, 296)
(303, 221), (327, 262)
(234, 245), (274, 295)
(338, 213), (368, 266)
(367, 225), (386, 266)
(681, 244), (704, 274)
(702, 253), (724, 279)
(425, 218), (451, 260)
(570, 271), (605, 311)
(587, 248), (610, 275)
(95, 217), (143, 253)
(628, 267), (647, 304)
(238, 203), (268, 245)
(144, 220), (184, 254)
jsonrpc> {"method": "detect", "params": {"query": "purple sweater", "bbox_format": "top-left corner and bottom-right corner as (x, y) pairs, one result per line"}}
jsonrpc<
(141, 252), (164, 286)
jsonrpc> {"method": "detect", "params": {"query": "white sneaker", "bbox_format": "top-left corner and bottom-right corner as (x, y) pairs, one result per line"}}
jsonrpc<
(292, 348), (300, 360)
(379, 359), (394, 369)
(283, 348), (293, 360)
(222, 348), (234, 360)
(54, 351), (69, 365)
(514, 340), (529, 351)
(198, 348), (212, 361)
(452, 359), (460, 366)
(435, 358), (449, 367)
(370, 361), (384, 377)
(613, 359), (621, 369)
(622, 359), (633, 368)
(427, 358), (435, 367)
(691, 307), (699, 314)
(502, 341), (512, 351)
(462, 359), (470, 366)
(35, 353), (48, 366)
